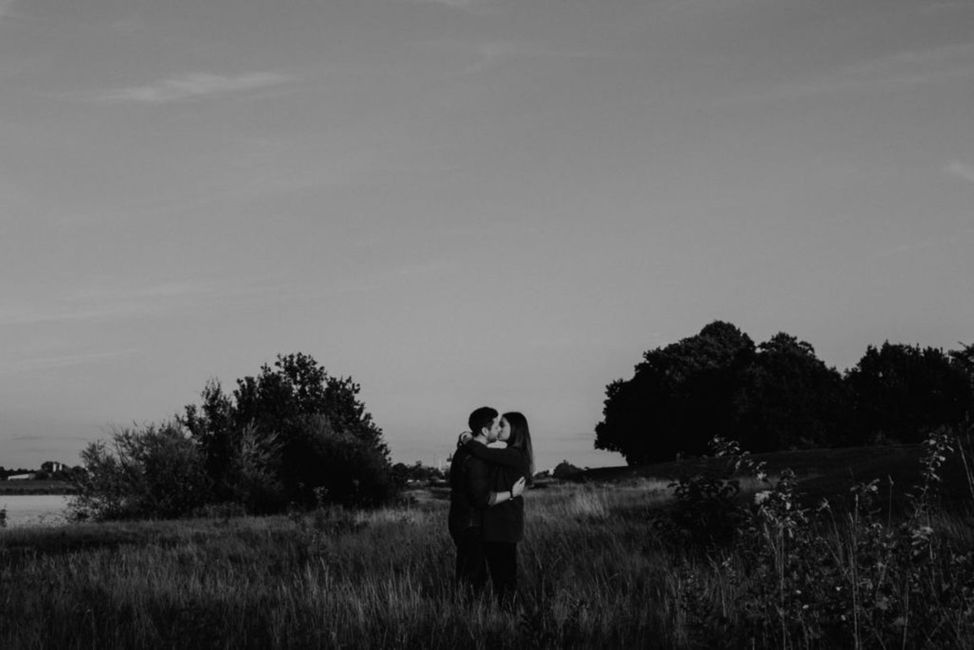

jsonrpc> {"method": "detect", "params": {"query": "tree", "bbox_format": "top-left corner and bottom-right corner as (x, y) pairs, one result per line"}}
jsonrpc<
(181, 379), (237, 497)
(949, 342), (974, 424)
(181, 352), (394, 510)
(733, 333), (851, 451)
(391, 461), (445, 485)
(595, 321), (755, 464)
(70, 422), (211, 521)
(845, 342), (973, 444)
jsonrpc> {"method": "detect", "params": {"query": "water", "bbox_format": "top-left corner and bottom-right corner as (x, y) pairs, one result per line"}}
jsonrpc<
(0, 494), (71, 528)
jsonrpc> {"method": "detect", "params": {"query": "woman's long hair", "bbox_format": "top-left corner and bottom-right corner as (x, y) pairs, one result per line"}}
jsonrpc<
(502, 411), (535, 479)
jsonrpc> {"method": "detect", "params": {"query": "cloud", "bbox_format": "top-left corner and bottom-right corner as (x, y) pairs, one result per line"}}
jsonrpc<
(732, 42), (974, 105)
(405, 0), (508, 14)
(0, 279), (277, 327)
(833, 42), (974, 89)
(416, 38), (606, 76)
(0, 0), (26, 27)
(410, 0), (478, 7)
(466, 40), (603, 73)
(945, 161), (974, 184)
(98, 72), (296, 104)
(919, 0), (972, 12)
(1, 350), (138, 375)
(392, 259), (454, 278)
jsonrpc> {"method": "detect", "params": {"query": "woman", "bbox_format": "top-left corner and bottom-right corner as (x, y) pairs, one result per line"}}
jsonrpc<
(465, 411), (535, 607)
(449, 409), (526, 597)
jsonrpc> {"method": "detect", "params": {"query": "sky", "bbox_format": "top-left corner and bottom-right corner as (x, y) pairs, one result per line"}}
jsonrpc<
(2, 0), (973, 471)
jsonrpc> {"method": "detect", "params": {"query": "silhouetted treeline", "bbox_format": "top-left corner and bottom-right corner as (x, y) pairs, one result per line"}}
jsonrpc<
(391, 461), (445, 485)
(1, 465), (84, 480)
(595, 321), (974, 465)
(0, 467), (36, 479)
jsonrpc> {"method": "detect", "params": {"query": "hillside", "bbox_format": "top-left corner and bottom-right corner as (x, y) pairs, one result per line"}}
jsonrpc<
(581, 443), (973, 510)
(0, 480), (76, 496)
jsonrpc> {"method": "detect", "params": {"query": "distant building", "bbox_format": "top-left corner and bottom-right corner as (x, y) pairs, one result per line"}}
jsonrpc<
(41, 461), (67, 474)
(7, 473), (35, 480)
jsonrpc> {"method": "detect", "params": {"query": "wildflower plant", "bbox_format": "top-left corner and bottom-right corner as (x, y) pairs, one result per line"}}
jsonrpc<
(674, 429), (974, 648)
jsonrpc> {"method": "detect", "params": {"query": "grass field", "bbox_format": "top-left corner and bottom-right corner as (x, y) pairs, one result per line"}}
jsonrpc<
(0, 480), (76, 496)
(1, 443), (972, 649)
(584, 443), (973, 503)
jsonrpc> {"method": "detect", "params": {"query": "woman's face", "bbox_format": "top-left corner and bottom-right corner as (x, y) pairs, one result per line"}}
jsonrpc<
(497, 417), (511, 443)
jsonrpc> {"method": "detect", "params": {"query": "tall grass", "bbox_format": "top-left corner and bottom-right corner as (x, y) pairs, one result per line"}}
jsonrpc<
(2, 438), (973, 649)
(1, 485), (674, 648)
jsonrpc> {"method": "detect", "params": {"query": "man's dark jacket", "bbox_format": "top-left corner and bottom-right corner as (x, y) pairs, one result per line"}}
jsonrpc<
(448, 443), (490, 543)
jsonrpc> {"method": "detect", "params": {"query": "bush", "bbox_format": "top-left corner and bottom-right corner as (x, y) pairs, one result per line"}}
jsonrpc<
(218, 423), (287, 513)
(181, 352), (396, 511)
(69, 422), (211, 521)
(283, 414), (397, 508)
(552, 460), (585, 482)
(660, 468), (745, 549)
(673, 429), (974, 648)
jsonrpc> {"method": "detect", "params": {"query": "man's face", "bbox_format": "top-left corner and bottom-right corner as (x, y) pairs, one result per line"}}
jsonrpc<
(485, 416), (502, 443)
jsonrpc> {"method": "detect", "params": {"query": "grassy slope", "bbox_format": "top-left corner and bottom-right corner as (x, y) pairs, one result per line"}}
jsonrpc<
(1, 445), (972, 648)
(0, 490), (679, 649)
(0, 480), (76, 495)
(583, 444), (974, 510)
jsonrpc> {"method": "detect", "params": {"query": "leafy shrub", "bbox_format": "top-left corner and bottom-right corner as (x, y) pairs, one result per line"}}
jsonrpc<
(661, 468), (744, 549)
(69, 422), (211, 521)
(552, 460), (584, 481)
(216, 423), (286, 513)
(286, 414), (397, 508)
(181, 352), (396, 511)
(673, 428), (974, 648)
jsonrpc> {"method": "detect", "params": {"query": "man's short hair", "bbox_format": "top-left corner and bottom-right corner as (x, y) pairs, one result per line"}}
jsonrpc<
(468, 406), (498, 436)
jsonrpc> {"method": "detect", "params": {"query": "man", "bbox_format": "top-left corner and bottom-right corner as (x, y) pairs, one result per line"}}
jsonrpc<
(448, 406), (524, 595)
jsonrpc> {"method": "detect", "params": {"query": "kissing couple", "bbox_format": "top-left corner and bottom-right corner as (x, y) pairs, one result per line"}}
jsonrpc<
(448, 407), (535, 608)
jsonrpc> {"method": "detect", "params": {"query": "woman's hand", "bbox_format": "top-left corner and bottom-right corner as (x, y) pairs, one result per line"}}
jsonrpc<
(487, 477), (528, 507)
(511, 476), (527, 498)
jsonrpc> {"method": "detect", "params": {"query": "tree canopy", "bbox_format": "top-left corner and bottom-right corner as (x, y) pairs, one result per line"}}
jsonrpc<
(72, 352), (396, 520)
(734, 333), (850, 452)
(845, 342), (971, 445)
(181, 352), (394, 511)
(595, 321), (755, 464)
(596, 323), (973, 465)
